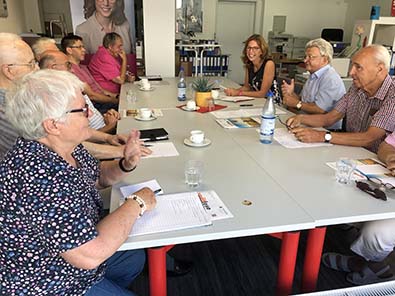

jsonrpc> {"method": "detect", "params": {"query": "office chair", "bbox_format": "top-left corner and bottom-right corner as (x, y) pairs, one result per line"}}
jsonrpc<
(321, 28), (344, 42)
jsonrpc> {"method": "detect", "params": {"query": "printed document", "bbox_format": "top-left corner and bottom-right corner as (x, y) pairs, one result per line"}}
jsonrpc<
(129, 191), (212, 236)
(274, 128), (333, 148)
(142, 142), (179, 158)
(212, 108), (286, 119)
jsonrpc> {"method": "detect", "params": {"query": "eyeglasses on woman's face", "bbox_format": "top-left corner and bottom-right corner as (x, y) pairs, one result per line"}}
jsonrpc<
(65, 103), (90, 118)
(247, 46), (260, 52)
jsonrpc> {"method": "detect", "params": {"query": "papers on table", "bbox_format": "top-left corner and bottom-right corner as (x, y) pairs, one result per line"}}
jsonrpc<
(126, 190), (233, 236)
(218, 95), (254, 103)
(274, 128), (333, 149)
(197, 190), (233, 221)
(143, 142), (179, 158)
(327, 158), (395, 186)
(211, 108), (286, 119)
(216, 117), (260, 129)
(120, 179), (163, 205)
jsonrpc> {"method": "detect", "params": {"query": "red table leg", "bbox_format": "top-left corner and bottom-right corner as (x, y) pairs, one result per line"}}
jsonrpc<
(274, 231), (300, 296)
(301, 227), (327, 293)
(147, 245), (174, 296)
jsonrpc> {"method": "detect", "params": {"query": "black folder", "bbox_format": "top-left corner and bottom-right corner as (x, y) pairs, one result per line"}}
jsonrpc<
(139, 128), (169, 142)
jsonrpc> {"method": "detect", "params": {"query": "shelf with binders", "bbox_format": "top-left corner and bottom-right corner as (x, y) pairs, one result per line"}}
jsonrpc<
(179, 53), (230, 77)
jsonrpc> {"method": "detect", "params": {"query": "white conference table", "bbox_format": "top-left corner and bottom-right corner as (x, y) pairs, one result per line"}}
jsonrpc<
(113, 78), (318, 296)
(112, 77), (395, 295)
(111, 108), (314, 296)
(226, 118), (395, 291)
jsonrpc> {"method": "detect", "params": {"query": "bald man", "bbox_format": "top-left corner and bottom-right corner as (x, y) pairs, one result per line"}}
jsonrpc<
(31, 37), (59, 61)
(0, 33), (126, 160)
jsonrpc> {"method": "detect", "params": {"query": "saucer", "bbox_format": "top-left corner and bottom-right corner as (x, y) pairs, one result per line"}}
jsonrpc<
(134, 115), (157, 121)
(184, 138), (211, 147)
(181, 106), (200, 112)
(139, 86), (154, 91)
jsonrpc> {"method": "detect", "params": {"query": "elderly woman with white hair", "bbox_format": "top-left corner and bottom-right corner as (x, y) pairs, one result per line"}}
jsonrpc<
(281, 38), (346, 130)
(0, 69), (156, 295)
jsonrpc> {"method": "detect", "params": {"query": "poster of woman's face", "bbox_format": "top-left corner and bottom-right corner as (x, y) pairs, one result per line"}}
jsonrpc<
(70, 0), (135, 54)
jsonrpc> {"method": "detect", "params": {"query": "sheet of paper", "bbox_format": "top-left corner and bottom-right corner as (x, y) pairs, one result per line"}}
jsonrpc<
(197, 190), (233, 221)
(274, 128), (333, 149)
(216, 117), (261, 129)
(218, 95), (254, 103)
(120, 179), (163, 205)
(212, 108), (285, 119)
(143, 142), (179, 158)
(129, 192), (212, 236)
(326, 158), (395, 184)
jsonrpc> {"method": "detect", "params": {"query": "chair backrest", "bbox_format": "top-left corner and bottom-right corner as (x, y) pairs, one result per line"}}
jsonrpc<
(321, 28), (344, 42)
(81, 53), (137, 76)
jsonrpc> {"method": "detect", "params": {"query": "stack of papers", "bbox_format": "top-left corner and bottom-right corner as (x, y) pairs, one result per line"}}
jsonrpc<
(119, 185), (233, 236)
(274, 128), (333, 149)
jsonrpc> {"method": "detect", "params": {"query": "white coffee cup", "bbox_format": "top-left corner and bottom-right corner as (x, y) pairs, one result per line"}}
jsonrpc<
(139, 108), (152, 119)
(190, 130), (205, 144)
(143, 83), (151, 90)
(141, 78), (149, 85)
(211, 89), (219, 100)
(186, 100), (196, 110)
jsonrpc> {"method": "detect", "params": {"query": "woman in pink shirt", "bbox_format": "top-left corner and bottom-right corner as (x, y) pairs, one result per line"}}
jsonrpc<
(88, 32), (134, 94)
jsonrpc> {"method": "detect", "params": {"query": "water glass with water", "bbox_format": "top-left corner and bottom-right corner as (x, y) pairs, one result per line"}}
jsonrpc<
(126, 90), (137, 104)
(185, 160), (203, 188)
(336, 158), (356, 184)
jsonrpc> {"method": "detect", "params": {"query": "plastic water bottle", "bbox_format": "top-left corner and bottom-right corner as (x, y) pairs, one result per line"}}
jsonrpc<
(177, 67), (186, 101)
(260, 91), (276, 144)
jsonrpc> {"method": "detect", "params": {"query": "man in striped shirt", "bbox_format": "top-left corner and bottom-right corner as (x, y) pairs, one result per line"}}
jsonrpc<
(286, 45), (395, 153)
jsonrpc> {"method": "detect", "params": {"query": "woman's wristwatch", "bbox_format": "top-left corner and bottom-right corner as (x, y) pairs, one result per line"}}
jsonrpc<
(126, 194), (147, 217)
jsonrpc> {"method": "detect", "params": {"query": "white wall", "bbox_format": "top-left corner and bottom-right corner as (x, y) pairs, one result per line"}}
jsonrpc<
(0, 0), (26, 34)
(23, 0), (42, 33)
(261, 0), (393, 43)
(143, 0), (175, 77)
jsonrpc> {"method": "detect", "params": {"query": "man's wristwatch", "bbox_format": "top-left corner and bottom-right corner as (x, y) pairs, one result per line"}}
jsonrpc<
(296, 101), (303, 110)
(126, 194), (147, 217)
(324, 131), (332, 143)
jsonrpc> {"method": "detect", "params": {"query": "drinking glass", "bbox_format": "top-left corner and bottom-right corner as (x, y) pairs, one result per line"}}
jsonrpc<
(335, 158), (356, 184)
(185, 160), (203, 187)
(126, 90), (137, 104)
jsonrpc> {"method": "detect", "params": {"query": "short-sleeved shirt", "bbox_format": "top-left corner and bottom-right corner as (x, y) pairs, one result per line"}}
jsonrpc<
(334, 75), (395, 153)
(301, 65), (345, 130)
(0, 89), (19, 160)
(75, 14), (132, 54)
(89, 46), (121, 94)
(72, 63), (103, 95)
(385, 132), (395, 148)
(0, 138), (105, 295)
(82, 93), (106, 130)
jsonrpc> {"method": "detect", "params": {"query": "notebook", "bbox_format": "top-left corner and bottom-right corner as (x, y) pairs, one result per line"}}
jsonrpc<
(139, 128), (169, 142)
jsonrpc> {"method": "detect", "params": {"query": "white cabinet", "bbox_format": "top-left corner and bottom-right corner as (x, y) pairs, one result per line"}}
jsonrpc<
(351, 17), (395, 50)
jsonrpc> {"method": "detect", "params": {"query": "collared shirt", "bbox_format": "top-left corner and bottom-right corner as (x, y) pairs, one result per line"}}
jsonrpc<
(0, 89), (19, 160)
(71, 63), (103, 95)
(0, 138), (105, 295)
(301, 65), (346, 130)
(75, 14), (132, 54)
(385, 132), (395, 148)
(89, 46), (121, 94)
(335, 75), (395, 153)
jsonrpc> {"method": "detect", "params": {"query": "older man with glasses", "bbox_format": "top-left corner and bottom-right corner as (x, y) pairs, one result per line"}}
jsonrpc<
(39, 50), (120, 134)
(286, 44), (395, 153)
(0, 33), (39, 160)
(282, 38), (346, 130)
